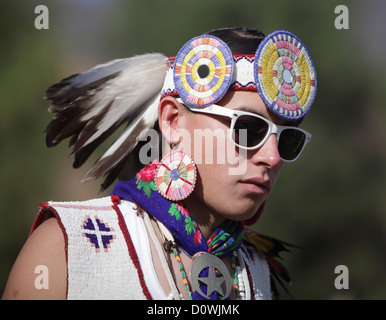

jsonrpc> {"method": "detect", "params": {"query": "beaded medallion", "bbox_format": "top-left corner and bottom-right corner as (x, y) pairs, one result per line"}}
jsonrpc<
(254, 30), (317, 120)
(173, 35), (234, 107)
(154, 151), (197, 201)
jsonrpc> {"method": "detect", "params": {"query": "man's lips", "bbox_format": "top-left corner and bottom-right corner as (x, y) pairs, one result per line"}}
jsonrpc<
(238, 178), (271, 194)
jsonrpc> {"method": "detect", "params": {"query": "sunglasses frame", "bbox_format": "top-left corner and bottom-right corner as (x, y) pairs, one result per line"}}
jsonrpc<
(176, 98), (312, 162)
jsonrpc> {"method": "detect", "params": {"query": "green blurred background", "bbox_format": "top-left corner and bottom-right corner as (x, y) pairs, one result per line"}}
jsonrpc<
(1, 0), (385, 299)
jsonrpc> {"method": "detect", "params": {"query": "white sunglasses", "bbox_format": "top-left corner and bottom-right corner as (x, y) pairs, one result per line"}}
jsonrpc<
(177, 98), (312, 162)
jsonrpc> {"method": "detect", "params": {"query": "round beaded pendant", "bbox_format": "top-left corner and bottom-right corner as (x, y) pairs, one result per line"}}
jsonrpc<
(154, 151), (197, 201)
(254, 30), (317, 120)
(173, 35), (234, 108)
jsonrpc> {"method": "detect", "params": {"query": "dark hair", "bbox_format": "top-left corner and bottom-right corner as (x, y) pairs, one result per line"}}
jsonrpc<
(205, 27), (265, 54)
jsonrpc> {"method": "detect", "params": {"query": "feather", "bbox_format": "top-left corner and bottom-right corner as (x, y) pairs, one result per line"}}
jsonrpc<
(82, 94), (160, 183)
(44, 53), (168, 189)
(243, 228), (295, 258)
(243, 228), (300, 299)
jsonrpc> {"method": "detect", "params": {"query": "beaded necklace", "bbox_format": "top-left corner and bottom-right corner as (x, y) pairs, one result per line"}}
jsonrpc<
(113, 162), (245, 300)
(159, 220), (246, 300)
(171, 244), (193, 300)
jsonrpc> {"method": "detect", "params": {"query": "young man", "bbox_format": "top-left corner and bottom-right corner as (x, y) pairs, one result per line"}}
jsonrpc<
(2, 27), (316, 300)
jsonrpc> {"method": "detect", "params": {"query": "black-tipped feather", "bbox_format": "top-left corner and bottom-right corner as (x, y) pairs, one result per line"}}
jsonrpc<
(243, 228), (300, 299)
(43, 53), (168, 189)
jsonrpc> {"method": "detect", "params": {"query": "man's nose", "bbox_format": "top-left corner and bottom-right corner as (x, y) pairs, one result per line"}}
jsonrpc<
(250, 134), (282, 168)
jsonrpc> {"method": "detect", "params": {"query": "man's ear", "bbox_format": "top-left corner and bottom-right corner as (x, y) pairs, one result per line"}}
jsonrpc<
(158, 96), (185, 145)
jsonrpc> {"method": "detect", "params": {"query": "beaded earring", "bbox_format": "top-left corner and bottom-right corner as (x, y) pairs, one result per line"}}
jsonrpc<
(154, 148), (197, 201)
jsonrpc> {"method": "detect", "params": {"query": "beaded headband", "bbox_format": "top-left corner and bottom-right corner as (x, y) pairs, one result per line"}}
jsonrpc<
(43, 28), (317, 190)
(161, 30), (317, 121)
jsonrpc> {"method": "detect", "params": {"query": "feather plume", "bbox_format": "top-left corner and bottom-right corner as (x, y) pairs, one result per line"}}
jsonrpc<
(243, 228), (300, 299)
(44, 53), (168, 189)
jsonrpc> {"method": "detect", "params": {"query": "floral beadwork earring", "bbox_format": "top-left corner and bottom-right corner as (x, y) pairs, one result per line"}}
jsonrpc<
(154, 149), (197, 201)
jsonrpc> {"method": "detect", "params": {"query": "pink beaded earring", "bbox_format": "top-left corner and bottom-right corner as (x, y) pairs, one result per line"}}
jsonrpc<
(154, 149), (197, 201)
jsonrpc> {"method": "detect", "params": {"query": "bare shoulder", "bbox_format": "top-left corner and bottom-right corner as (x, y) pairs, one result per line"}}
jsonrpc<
(2, 217), (67, 300)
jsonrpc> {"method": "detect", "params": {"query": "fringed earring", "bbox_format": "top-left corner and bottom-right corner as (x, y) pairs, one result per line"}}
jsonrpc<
(154, 146), (197, 201)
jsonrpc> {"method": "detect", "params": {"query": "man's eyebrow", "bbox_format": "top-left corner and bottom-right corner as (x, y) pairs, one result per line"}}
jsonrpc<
(234, 105), (298, 126)
(235, 105), (264, 116)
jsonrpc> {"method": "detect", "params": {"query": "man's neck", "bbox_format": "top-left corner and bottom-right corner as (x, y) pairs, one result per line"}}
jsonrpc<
(183, 196), (226, 241)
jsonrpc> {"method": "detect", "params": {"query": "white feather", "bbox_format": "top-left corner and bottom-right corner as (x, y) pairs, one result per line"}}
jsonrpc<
(99, 94), (159, 160)
(44, 52), (169, 188)
(77, 53), (168, 148)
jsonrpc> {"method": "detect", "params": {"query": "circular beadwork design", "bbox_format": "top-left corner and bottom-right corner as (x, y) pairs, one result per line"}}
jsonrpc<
(155, 151), (197, 201)
(254, 30), (317, 120)
(173, 35), (234, 107)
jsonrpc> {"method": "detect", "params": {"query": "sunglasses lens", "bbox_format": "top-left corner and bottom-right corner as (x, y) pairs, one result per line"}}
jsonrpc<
(233, 115), (269, 148)
(278, 128), (306, 161)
